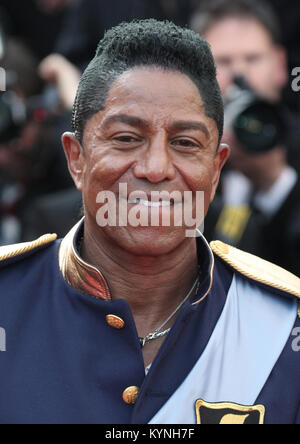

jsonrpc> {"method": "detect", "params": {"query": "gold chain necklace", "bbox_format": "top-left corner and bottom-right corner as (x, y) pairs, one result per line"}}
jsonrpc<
(139, 276), (200, 348)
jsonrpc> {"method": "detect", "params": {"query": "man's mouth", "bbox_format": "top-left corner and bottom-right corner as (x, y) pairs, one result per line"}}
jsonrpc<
(126, 198), (175, 208)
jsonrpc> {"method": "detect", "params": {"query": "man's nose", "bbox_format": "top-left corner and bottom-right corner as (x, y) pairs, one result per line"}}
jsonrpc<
(133, 133), (176, 183)
(229, 63), (250, 85)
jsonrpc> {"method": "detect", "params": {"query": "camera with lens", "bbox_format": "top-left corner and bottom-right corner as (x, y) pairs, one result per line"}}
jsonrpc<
(224, 76), (286, 154)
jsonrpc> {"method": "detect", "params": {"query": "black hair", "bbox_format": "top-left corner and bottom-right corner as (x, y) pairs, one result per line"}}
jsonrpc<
(191, 0), (281, 44)
(72, 19), (224, 146)
(72, 19), (224, 144)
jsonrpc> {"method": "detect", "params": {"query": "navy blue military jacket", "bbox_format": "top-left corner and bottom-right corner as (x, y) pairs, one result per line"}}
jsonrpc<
(0, 230), (299, 424)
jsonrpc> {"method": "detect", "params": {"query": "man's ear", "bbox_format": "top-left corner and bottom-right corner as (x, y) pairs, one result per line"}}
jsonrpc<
(210, 143), (231, 203)
(62, 132), (85, 191)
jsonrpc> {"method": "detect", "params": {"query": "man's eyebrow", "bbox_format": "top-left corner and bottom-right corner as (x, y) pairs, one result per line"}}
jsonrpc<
(101, 115), (210, 138)
(169, 121), (210, 138)
(102, 114), (151, 129)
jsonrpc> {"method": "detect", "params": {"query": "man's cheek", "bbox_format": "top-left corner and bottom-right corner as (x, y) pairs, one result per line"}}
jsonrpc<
(83, 161), (112, 193)
(81, 176), (102, 217)
(217, 70), (232, 96)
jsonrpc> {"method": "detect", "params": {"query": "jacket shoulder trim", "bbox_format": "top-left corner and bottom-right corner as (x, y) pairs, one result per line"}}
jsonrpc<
(210, 240), (300, 299)
(0, 234), (58, 262)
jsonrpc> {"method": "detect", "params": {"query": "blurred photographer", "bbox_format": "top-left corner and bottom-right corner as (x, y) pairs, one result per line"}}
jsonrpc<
(0, 33), (73, 245)
(21, 53), (83, 241)
(191, 0), (300, 275)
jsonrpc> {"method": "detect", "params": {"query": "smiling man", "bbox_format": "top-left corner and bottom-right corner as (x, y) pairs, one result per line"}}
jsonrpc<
(0, 20), (299, 425)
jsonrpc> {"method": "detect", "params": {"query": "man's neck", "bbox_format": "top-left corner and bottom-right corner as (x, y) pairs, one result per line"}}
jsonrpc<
(81, 223), (199, 338)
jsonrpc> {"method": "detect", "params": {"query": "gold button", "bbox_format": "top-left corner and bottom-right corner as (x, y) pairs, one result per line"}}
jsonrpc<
(122, 386), (140, 405)
(106, 314), (125, 329)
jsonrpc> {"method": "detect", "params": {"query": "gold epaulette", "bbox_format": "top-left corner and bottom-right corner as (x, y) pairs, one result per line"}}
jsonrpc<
(0, 234), (57, 262)
(210, 240), (300, 299)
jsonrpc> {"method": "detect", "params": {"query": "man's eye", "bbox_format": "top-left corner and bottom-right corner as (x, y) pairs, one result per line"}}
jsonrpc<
(114, 136), (139, 143)
(216, 57), (232, 68)
(171, 139), (198, 148)
(247, 54), (263, 64)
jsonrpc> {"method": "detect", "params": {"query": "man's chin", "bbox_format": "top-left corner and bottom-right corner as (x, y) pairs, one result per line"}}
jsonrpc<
(102, 225), (190, 257)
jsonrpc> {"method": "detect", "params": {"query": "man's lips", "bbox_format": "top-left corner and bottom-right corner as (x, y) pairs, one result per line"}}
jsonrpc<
(118, 191), (183, 208)
(126, 197), (175, 207)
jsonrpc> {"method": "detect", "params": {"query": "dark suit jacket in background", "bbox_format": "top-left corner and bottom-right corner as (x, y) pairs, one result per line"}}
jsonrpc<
(205, 179), (300, 277)
(55, 0), (196, 68)
(22, 188), (82, 241)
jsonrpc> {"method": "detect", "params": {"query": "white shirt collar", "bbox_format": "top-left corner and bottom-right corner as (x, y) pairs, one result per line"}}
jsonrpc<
(254, 166), (298, 218)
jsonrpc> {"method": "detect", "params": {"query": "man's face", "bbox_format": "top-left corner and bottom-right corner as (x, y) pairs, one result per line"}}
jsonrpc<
(204, 17), (287, 101)
(63, 68), (229, 256)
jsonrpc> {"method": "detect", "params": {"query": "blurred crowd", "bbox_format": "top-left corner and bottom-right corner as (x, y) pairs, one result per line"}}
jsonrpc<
(0, 0), (300, 275)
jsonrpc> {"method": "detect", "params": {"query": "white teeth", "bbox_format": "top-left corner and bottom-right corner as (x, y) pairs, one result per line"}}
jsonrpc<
(127, 198), (172, 207)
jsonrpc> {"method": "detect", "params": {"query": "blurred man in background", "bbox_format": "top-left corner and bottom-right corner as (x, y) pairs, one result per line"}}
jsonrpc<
(0, 28), (73, 244)
(191, 0), (287, 100)
(191, 0), (300, 276)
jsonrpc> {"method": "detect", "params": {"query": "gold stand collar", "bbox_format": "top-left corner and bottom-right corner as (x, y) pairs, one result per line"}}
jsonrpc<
(58, 220), (111, 300)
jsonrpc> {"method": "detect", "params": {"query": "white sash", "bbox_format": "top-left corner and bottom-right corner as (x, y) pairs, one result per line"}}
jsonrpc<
(149, 274), (298, 424)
